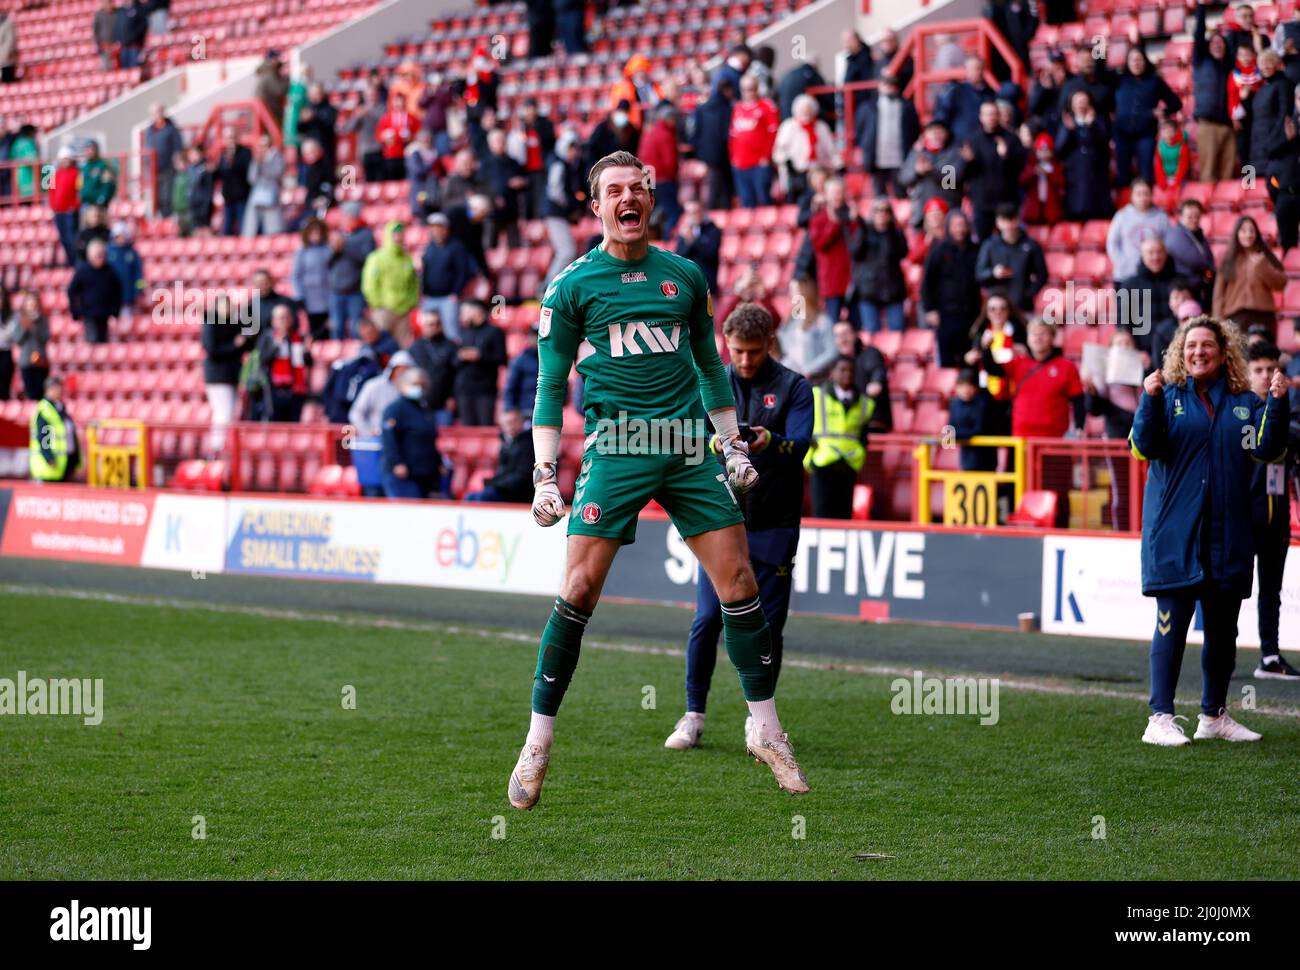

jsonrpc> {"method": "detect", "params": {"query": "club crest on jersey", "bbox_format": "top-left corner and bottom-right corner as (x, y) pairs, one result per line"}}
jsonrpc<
(608, 321), (681, 357)
(660, 280), (679, 298)
(1233, 406), (1250, 420)
(580, 502), (602, 524)
(621, 271), (647, 283)
(763, 393), (778, 408)
(538, 306), (552, 338)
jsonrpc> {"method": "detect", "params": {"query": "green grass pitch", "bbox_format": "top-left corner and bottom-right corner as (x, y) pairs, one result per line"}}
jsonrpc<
(1, 568), (1298, 880)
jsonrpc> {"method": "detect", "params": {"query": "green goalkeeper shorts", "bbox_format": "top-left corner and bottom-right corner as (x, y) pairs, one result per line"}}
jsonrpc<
(568, 445), (744, 545)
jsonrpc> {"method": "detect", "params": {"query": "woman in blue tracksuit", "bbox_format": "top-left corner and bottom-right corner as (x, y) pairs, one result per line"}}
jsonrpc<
(1130, 316), (1288, 745)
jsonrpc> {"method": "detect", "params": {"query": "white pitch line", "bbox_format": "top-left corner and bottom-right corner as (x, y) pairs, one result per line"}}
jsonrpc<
(5, 583), (1299, 719)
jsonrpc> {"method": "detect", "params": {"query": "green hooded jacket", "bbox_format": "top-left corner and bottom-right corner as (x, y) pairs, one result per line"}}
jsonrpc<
(80, 156), (118, 207)
(361, 221), (419, 315)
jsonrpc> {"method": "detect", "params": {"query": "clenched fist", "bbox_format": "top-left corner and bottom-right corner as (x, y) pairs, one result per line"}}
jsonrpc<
(719, 435), (759, 494)
(1143, 369), (1165, 396)
(531, 462), (566, 527)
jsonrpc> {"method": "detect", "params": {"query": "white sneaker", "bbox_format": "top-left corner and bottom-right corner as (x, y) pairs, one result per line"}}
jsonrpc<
(747, 732), (811, 794)
(664, 713), (704, 750)
(1255, 656), (1300, 680)
(508, 742), (550, 809)
(744, 715), (755, 748)
(1194, 710), (1262, 742)
(1141, 713), (1191, 746)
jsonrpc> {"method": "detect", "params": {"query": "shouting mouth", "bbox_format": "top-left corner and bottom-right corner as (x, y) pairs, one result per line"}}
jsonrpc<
(617, 207), (643, 231)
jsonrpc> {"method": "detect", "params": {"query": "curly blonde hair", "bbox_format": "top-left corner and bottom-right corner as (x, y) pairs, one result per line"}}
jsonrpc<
(1161, 315), (1250, 394)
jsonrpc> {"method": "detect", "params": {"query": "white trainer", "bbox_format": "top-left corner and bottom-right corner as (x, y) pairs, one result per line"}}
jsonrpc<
(1141, 713), (1191, 746)
(747, 732), (810, 794)
(508, 742), (550, 809)
(664, 713), (704, 750)
(1194, 710), (1262, 742)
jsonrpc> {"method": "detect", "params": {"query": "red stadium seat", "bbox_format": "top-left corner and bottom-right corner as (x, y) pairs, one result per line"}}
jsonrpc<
(1007, 490), (1058, 528)
(851, 484), (873, 521)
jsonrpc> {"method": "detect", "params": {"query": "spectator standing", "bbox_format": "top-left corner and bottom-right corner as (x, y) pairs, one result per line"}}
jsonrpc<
(213, 129), (252, 237)
(200, 293), (248, 452)
(962, 101), (1027, 240)
(772, 94), (836, 203)
(361, 221), (419, 319)
(1164, 198), (1216, 304)
(1269, 88), (1300, 250)
(1055, 90), (1113, 221)
(114, 0), (148, 69)
(465, 409), (535, 503)
(50, 148), (81, 267)
(243, 132), (285, 237)
(405, 129), (441, 222)
(106, 222), (143, 324)
(638, 103), (682, 234)
(406, 309), (457, 414)
(420, 213), (474, 340)
(968, 292), (1027, 432)
(934, 57), (996, 144)
(970, 318), (1084, 439)
(504, 323), (544, 418)
(985, 0), (1039, 76)
(949, 367), (996, 471)
(779, 278), (838, 378)
(1061, 41), (1117, 118)
(832, 319), (892, 431)
(714, 267), (781, 339)
(1251, 48), (1294, 201)
(976, 204), (1048, 314)
(146, 0), (168, 37)
(776, 56), (833, 122)
(541, 131), (584, 292)
(291, 218), (332, 340)
(349, 350), (411, 437)
(1192, 2), (1236, 181)
(67, 239), (121, 344)
(1083, 327), (1142, 441)
(1028, 51), (1071, 134)
(1229, 43), (1262, 169)
(441, 148), (485, 212)
(1211, 215), (1287, 333)
(555, 0), (587, 55)
(9, 122), (38, 202)
(837, 31), (874, 89)
(806, 177), (854, 324)
(293, 137), (334, 230)
(850, 197), (908, 333)
(872, 29), (912, 89)
(922, 209), (982, 366)
(1153, 118), (1192, 204)
(80, 142), (117, 214)
(185, 145), (213, 235)
(75, 205), (110, 264)
(804, 355), (873, 518)
(728, 77), (778, 208)
(689, 82), (734, 209)
(94, 0), (117, 72)
(526, 0), (554, 58)
(898, 121), (966, 227)
(255, 51), (289, 126)
(481, 127), (528, 247)
(854, 72), (918, 198)
(0, 287), (10, 398)
(144, 102), (183, 217)
(1107, 179), (1170, 280)
(380, 368), (443, 499)
(297, 83), (338, 173)
(511, 99), (555, 220)
(586, 101), (641, 177)
(344, 87), (386, 183)
(1020, 131), (1065, 225)
(453, 299), (505, 426)
(13, 290), (49, 399)
(675, 200), (722, 294)
(376, 92), (418, 181)
(1119, 238), (1179, 354)
(255, 303), (312, 422)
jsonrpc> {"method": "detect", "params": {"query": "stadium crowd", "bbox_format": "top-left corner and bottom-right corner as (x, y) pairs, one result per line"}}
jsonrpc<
(4, 0), (1300, 518)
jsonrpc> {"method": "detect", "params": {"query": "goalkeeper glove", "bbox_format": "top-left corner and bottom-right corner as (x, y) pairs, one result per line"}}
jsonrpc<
(531, 462), (566, 527)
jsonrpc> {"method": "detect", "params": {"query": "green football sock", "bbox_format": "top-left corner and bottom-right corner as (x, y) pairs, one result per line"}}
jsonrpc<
(531, 597), (591, 716)
(721, 595), (775, 702)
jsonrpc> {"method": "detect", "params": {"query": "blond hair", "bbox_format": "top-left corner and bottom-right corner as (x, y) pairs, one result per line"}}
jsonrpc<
(1161, 315), (1250, 394)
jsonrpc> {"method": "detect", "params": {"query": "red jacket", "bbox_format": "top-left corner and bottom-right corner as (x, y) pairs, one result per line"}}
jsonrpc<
(50, 166), (80, 214)
(637, 118), (679, 184)
(729, 98), (779, 169)
(1019, 157), (1065, 225)
(808, 208), (852, 299)
(376, 108), (419, 160)
(1002, 351), (1083, 437)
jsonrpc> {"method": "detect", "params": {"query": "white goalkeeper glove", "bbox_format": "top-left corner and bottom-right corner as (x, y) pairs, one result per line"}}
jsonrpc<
(718, 434), (759, 494)
(532, 462), (566, 527)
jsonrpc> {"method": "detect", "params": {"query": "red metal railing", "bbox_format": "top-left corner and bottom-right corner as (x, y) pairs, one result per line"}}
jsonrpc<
(0, 148), (157, 211)
(186, 99), (285, 157)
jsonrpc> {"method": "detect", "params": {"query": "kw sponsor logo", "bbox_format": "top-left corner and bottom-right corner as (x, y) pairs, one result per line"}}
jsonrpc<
(608, 322), (681, 357)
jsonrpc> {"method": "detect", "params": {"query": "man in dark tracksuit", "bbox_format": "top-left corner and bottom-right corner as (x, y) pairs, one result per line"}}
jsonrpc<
(1246, 342), (1300, 678)
(665, 303), (814, 750)
(380, 369), (444, 500)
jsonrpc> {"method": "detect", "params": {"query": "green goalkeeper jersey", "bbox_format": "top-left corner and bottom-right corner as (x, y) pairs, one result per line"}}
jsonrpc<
(532, 244), (734, 434)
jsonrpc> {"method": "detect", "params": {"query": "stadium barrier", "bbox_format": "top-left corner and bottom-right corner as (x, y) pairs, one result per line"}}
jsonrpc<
(1, 482), (1297, 651)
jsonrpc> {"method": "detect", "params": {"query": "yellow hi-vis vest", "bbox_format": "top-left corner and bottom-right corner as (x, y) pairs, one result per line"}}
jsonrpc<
(30, 399), (70, 481)
(804, 385), (873, 472)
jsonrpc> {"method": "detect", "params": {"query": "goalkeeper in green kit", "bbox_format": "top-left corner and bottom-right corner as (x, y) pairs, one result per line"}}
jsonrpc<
(507, 151), (810, 808)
